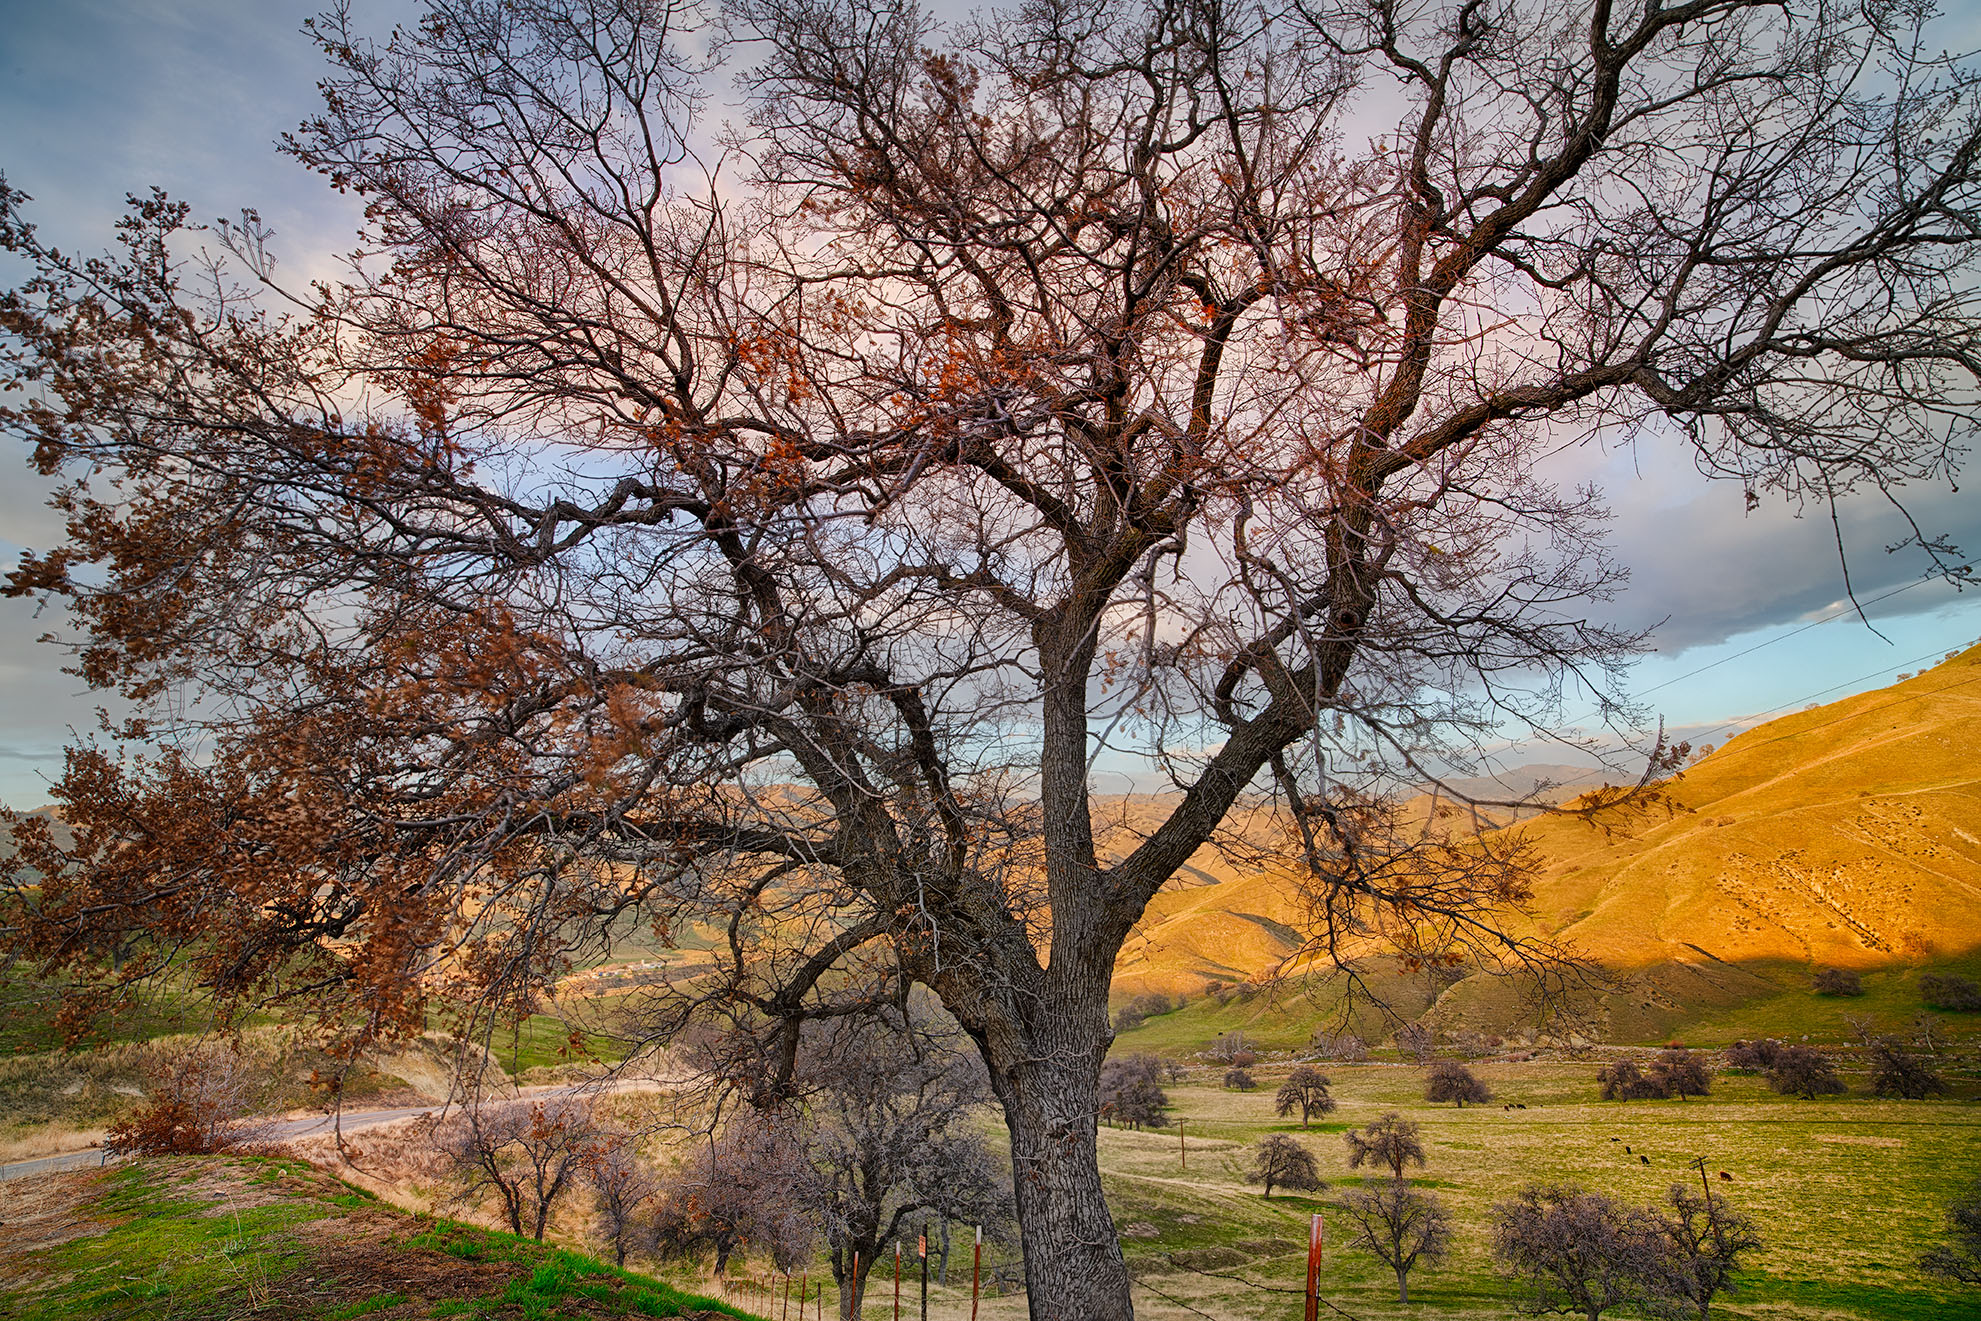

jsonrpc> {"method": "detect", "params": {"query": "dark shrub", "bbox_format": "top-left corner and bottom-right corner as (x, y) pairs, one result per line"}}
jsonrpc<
(1224, 1066), (1258, 1091)
(1813, 967), (1864, 996)
(1099, 1054), (1170, 1128)
(1646, 1047), (1711, 1101)
(1922, 974), (1981, 1012)
(1596, 1059), (1669, 1101)
(1724, 1039), (1783, 1073)
(1922, 1177), (1981, 1285)
(104, 1044), (274, 1156)
(1765, 1045), (1846, 1098)
(1112, 992), (1176, 1031)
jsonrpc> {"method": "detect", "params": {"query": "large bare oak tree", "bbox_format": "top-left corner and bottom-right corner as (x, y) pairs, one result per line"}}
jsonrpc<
(3, 0), (1976, 1314)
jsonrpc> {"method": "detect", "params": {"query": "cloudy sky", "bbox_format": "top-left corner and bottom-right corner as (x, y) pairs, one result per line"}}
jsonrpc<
(0, 0), (1976, 806)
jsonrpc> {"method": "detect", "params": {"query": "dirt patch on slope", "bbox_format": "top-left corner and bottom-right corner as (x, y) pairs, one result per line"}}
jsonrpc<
(300, 1208), (524, 1312)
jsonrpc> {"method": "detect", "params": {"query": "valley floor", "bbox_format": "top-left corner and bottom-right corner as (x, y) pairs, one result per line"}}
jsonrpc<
(3, 1061), (1977, 1320)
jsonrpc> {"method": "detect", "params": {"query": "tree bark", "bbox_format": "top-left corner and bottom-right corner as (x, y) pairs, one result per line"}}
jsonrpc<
(835, 1249), (877, 1320)
(978, 996), (1131, 1320)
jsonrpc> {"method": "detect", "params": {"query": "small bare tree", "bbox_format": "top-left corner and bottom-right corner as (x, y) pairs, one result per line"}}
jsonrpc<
(1275, 1066), (1336, 1128)
(585, 1132), (661, 1268)
(1597, 1059), (1667, 1102)
(1099, 1055), (1171, 1130)
(1765, 1047), (1846, 1099)
(1723, 1041), (1782, 1073)
(1646, 1049), (1711, 1102)
(443, 1098), (598, 1242)
(1395, 1025), (1437, 1066)
(1250, 1135), (1325, 1200)
(651, 1116), (814, 1278)
(1868, 1038), (1946, 1100)
(1345, 1113), (1427, 1180)
(1342, 1178), (1453, 1303)
(788, 1010), (1016, 1320)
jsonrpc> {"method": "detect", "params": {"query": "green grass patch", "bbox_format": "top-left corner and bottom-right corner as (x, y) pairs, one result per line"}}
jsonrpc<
(0, 1156), (766, 1321)
(402, 1220), (759, 1319)
(1095, 1064), (1981, 1320)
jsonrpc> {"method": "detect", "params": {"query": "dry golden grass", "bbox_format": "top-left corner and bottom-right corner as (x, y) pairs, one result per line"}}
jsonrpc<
(1109, 646), (1981, 1008)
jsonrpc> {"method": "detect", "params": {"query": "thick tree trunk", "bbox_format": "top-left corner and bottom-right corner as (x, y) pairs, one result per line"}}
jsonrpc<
(981, 994), (1133, 1321)
(835, 1248), (878, 1320)
(1397, 1268), (1409, 1304)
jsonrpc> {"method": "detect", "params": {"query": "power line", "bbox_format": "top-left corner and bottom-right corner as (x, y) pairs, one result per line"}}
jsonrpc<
(1561, 571), (1964, 731)
(1620, 573), (1953, 708)
(1691, 659), (1980, 757)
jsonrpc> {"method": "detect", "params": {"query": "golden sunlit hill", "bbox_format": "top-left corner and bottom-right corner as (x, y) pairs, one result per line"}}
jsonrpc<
(1110, 643), (1981, 1046)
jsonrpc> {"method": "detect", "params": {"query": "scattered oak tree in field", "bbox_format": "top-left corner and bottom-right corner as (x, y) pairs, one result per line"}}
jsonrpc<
(1647, 1049), (1711, 1101)
(1765, 1046), (1846, 1099)
(1723, 1041), (1783, 1073)
(1342, 1178), (1454, 1304)
(1922, 1177), (1981, 1286)
(1112, 994), (1176, 1033)
(1921, 975), (1981, 1012)
(1426, 1061), (1492, 1108)
(1868, 1038), (1947, 1100)
(104, 1043), (274, 1157)
(1596, 1059), (1667, 1102)
(1344, 1112), (1427, 1181)
(5, 0), (1979, 1314)
(1250, 1134), (1325, 1200)
(1223, 1066), (1257, 1092)
(1490, 1184), (1672, 1321)
(1275, 1066), (1337, 1128)
(1099, 1055), (1171, 1130)
(1659, 1183), (1762, 1320)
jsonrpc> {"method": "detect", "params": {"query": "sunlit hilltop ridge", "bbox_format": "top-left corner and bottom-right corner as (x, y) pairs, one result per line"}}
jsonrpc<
(1112, 644), (1981, 1005)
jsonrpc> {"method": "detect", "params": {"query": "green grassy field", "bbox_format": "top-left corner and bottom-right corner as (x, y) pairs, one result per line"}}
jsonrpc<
(1110, 953), (1981, 1058)
(0, 1156), (760, 1321)
(1073, 1061), (1981, 1321)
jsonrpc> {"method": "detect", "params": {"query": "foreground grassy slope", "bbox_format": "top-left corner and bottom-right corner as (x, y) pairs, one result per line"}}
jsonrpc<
(0, 1156), (758, 1321)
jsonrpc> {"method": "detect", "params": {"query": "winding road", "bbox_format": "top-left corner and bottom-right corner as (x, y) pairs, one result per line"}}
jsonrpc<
(0, 1079), (655, 1183)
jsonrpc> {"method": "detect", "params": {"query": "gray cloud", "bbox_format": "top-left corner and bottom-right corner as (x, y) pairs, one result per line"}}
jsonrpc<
(1569, 445), (1977, 657)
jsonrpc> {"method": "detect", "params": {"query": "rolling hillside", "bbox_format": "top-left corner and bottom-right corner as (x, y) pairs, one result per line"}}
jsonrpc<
(1110, 642), (1981, 1042)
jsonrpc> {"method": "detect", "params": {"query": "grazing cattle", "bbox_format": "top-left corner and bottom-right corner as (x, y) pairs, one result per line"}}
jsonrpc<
(1625, 1145), (1632, 1154)
(1639, 1155), (1650, 1164)
(1719, 1171), (1733, 1181)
